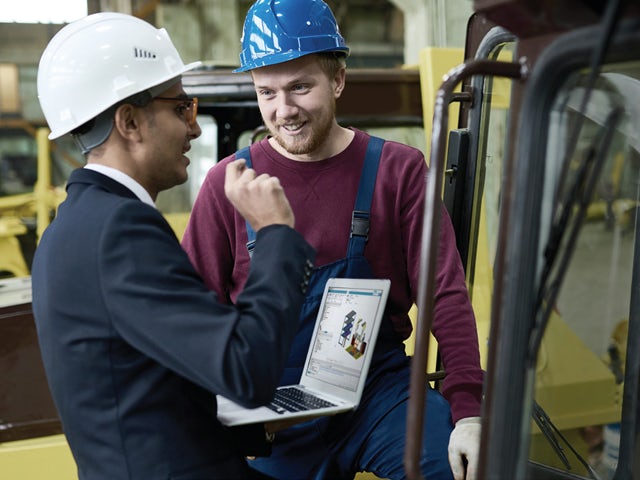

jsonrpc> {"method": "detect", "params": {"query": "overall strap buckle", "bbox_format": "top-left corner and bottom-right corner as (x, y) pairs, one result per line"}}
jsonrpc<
(350, 210), (370, 240)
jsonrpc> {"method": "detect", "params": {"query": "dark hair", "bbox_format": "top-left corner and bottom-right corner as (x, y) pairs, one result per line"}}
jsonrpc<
(71, 90), (154, 154)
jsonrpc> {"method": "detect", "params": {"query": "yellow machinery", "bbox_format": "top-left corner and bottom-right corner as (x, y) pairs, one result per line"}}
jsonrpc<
(0, 194), (31, 278)
(0, 121), (68, 278)
(0, 434), (77, 480)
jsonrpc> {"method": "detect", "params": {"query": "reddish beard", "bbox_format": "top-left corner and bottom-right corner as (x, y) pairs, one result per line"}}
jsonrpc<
(270, 101), (336, 156)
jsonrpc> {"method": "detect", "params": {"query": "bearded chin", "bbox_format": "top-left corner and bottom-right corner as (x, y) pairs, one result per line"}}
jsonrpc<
(272, 115), (334, 156)
(270, 98), (336, 156)
(274, 132), (318, 155)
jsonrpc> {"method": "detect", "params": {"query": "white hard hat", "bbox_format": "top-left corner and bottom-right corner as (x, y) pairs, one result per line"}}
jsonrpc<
(37, 12), (201, 140)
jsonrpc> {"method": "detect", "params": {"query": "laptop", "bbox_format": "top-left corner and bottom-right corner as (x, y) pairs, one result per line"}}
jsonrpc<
(216, 277), (391, 426)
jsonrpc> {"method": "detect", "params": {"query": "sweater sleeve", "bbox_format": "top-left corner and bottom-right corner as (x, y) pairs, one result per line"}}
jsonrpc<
(400, 149), (483, 423)
(432, 206), (484, 422)
(182, 156), (244, 302)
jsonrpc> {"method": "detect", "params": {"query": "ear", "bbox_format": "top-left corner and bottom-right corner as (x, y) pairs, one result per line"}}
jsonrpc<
(334, 67), (346, 98)
(113, 103), (143, 142)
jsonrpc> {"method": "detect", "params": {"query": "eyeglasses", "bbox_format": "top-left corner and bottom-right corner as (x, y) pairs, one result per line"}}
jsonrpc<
(152, 96), (198, 126)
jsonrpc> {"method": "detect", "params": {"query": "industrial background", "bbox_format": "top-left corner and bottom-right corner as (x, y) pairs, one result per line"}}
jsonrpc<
(0, 0), (472, 123)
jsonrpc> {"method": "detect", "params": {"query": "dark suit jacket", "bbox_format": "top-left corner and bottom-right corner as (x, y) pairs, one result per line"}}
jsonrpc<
(31, 168), (315, 479)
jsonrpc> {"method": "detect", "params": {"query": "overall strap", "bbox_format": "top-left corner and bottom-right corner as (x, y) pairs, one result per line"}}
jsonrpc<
(239, 136), (385, 257)
(236, 146), (257, 255)
(347, 135), (385, 257)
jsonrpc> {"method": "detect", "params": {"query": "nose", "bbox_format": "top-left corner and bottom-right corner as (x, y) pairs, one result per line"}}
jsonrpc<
(188, 118), (202, 139)
(275, 93), (299, 119)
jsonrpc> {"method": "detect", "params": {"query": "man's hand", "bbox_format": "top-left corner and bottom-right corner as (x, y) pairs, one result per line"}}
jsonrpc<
(224, 159), (295, 231)
(448, 416), (481, 480)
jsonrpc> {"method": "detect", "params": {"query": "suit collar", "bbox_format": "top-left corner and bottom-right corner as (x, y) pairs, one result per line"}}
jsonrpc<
(67, 168), (141, 202)
(68, 167), (155, 207)
(84, 164), (155, 206)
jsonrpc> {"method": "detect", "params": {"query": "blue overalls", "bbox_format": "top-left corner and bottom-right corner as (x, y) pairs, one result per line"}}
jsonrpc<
(237, 136), (454, 480)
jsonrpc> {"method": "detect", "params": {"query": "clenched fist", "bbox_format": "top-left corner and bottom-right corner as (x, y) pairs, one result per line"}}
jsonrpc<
(224, 159), (295, 231)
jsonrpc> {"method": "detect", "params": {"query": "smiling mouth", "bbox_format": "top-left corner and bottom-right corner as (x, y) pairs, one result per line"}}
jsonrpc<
(281, 123), (304, 133)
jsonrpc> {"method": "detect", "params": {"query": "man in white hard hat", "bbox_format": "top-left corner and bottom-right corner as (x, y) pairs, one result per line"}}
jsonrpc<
(182, 0), (483, 479)
(33, 12), (315, 479)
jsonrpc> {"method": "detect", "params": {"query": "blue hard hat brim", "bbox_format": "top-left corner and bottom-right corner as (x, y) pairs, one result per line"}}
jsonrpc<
(234, 47), (349, 73)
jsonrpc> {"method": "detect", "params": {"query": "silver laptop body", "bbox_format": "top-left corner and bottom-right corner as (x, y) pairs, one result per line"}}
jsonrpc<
(216, 277), (391, 426)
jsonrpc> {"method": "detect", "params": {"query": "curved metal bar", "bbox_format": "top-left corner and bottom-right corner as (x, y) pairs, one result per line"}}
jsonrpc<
(404, 58), (524, 480)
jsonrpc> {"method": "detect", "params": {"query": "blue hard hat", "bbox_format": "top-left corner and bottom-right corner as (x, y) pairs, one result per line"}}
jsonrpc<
(235, 0), (350, 72)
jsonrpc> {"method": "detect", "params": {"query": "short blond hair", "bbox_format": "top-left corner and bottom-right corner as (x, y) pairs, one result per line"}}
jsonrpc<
(316, 52), (347, 78)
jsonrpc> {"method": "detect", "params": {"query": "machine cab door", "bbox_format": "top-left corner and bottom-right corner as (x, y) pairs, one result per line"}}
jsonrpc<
(407, 3), (640, 480)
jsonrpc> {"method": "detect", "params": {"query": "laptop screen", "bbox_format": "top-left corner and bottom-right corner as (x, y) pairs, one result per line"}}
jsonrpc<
(303, 285), (386, 392)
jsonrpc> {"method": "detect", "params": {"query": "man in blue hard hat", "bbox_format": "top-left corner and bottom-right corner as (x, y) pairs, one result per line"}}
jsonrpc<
(182, 0), (483, 479)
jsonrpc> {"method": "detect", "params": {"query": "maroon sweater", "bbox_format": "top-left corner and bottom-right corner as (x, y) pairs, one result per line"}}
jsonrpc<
(182, 128), (483, 422)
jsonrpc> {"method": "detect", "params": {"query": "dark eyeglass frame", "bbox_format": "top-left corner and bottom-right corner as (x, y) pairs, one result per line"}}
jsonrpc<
(152, 96), (198, 126)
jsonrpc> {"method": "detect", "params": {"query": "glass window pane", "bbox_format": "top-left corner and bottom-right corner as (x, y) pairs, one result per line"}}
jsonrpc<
(530, 61), (640, 479)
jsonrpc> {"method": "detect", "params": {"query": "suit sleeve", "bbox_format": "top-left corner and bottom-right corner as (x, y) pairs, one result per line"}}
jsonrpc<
(97, 201), (315, 408)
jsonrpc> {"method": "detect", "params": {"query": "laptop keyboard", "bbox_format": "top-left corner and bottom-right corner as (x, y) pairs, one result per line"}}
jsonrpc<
(267, 387), (337, 414)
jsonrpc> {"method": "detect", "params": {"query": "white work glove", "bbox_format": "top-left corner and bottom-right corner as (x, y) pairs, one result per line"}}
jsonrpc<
(448, 416), (481, 480)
